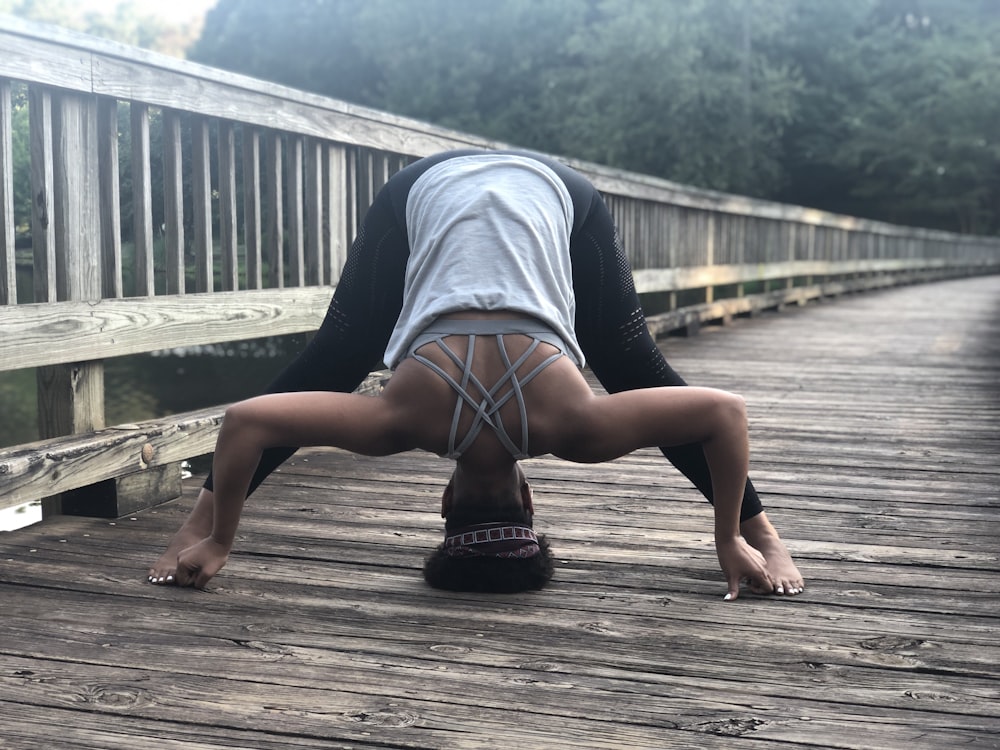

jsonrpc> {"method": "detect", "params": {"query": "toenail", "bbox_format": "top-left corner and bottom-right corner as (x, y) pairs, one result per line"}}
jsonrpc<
(166, 575), (174, 582)
(157, 577), (164, 582)
(776, 586), (785, 594)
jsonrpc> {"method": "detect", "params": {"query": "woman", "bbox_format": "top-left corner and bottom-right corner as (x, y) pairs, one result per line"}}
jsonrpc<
(148, 150), (804, 600)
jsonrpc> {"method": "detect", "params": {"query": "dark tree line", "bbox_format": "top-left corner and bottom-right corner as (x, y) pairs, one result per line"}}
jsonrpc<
(190, 0), (1000, 235)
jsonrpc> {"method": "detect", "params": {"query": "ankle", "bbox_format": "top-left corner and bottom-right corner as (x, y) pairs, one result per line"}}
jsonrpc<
(740, 512), (779, 546)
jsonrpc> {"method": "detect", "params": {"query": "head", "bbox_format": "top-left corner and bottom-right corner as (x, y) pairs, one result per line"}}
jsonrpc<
(422, 463), (554, 593)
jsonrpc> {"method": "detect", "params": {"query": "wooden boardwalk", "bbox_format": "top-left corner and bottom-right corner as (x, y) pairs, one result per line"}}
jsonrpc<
(2, 275), (998, 750)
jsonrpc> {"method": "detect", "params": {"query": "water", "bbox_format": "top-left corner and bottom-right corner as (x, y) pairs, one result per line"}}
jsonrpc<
(0, 333), (308, 531)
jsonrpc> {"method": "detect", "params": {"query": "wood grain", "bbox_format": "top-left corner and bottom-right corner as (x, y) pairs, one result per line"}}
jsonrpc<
(1, 276), (997, 749)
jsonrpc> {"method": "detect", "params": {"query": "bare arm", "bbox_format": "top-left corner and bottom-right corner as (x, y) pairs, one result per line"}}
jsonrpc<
(549, 383), (774, 599)
(175, 391), (411, 587)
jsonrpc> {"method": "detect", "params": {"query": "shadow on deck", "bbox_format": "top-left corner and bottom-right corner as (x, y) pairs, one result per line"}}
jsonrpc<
(2, 275), (999, 749)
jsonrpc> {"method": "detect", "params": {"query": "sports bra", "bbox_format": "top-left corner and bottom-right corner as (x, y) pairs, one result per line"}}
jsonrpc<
(406, 319), (569, 460)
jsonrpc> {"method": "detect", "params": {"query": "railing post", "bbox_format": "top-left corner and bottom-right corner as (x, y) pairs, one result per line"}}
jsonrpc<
(35, 92), (104, 516)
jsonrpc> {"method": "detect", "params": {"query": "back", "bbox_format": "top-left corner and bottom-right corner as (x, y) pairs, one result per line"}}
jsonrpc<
(383, 313), (593, 471)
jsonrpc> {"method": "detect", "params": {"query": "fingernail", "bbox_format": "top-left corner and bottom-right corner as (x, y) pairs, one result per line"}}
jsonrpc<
(724, 593), (732, 601)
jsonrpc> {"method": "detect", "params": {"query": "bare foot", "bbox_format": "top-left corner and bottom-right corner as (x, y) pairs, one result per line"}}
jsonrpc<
(740, 511), (805, 596)
(147, 489), (214, 585)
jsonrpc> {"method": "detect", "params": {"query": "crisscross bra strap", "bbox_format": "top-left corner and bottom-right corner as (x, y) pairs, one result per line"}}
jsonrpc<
(412, 333), (563, 460)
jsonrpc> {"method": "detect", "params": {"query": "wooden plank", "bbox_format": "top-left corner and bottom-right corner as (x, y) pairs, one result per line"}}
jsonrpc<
(631, 258), (956, 295)
(0, 77), (15, 304)
(217, 120), (238, 291)
(286, 134), (305, 287)
(265, 131), (283, 288)
(129, 102), (154, 297)
(0, 372), (387, 510)
(324, 143), (348, 284)
(242, 125), (263, 290)
(29, 85), (56, 303)
(0, 287), (335, 371)
(304, 137), (323, 285)
(162, 109), (184, 295)
(191, 115), (213, 293)
(97, 96), (122, 298)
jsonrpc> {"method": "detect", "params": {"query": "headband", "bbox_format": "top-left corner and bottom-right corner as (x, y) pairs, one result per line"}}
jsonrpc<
(443, 523), (540, 559)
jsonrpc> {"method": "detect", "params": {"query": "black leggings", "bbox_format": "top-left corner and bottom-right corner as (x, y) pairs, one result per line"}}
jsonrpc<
(205, 150), (764, 522)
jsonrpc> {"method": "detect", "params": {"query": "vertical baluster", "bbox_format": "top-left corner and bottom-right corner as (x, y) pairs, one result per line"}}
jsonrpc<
(97, 97), (122, 298)
(286, 134), (304, 287)
(0, 79), (14, 304)
(324, 143), (347, 285)
(192, 116), (213, 292)
(217, 121), (238, 291)
(265, 131), (283, 288)
(129, 102), (154, 297)
(242, 126), (262, 289)
(304, 137), (322, 285)
(162, 110), (184, 294)
(29, 86), (55, 303)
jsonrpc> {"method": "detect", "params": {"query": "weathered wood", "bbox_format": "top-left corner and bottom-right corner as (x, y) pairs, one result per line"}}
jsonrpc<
(97, 96), (122, 298)
(28, 85), (56, 304)
(129, 102), (154, 297)
(324, 143), (348, 284)
(217, 121), (238, 291)
(0, 371), (388, 511)
(0, 287), (336, 372)
(191, 115), (213, 293)
(1, 277), (998, 750)
(630, 258), (955, 295)
(242, 126), (263, 289)
(265, 131), (284, 288)
(304, 137), (323, 285)
(35, 91), (105, 516)
(0, 405), (224, 512)
(286, 134), (305, 287)
(162, 109), (184, 295)
(0, 77), (14, 304)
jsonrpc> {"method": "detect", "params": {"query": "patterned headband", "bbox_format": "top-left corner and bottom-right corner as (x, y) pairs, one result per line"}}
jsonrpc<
(443, 523), (540, 559)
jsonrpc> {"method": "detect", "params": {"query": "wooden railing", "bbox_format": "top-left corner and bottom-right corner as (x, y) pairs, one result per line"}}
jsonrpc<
(1, 16), (998, 519)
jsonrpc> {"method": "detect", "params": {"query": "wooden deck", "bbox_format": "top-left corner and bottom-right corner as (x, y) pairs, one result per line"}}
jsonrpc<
(2, 275), (998, 750)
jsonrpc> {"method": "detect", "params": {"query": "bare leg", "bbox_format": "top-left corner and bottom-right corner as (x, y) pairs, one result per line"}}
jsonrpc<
(147, 488), (215, 584)
(740, 512), (804, 595)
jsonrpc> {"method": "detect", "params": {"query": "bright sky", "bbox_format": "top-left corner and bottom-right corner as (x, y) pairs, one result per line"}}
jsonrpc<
(78, 0), (218, 24)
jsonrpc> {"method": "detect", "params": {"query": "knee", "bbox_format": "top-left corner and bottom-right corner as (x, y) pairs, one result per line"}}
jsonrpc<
(713, 390), (747, 432)
(220, 399), (263, 440)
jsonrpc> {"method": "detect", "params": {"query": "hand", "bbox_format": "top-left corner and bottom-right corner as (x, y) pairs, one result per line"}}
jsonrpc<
(175, 537), (230, 589)
(716, 535), (774, 601)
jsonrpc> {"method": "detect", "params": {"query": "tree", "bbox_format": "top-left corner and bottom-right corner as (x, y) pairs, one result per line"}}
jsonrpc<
(776, 0), (1000, 233)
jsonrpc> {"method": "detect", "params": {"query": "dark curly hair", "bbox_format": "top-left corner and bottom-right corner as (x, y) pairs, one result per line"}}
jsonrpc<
(422, 499), (555, 593)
